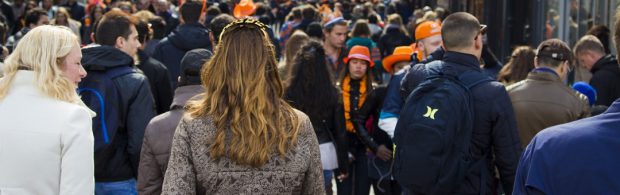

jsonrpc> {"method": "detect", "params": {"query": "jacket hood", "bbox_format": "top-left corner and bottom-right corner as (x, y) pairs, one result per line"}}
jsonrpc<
(167, 23), (211, 51)
(591, 54), (620, 74)
(81, 45), (134, 70)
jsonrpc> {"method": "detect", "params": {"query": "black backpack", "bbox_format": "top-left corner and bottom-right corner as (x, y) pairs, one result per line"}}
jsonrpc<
(393, 61), (493, 194)
(78, 66), (135, 152)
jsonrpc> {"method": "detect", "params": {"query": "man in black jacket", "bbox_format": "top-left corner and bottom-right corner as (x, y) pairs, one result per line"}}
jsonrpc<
(81, 10), (156, 194)
(574, 35), (620, 106)
(398, 12), (522, 194)
(152, 0), (210, 88)
(135, 18), (173, 114)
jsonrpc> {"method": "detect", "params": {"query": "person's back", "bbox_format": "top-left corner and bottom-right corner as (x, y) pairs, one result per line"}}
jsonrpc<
(0, 25), (93, 195)
(165, 110), (321, 194)
(162, 18), (323, 195)
(152, 0), (210, 88)
(507, 39), (590, 147)
(137, 48), (211, 195)
(396, 12), (521, 194)
(81, 10), (155, 194)
(513, 99), (620, 194)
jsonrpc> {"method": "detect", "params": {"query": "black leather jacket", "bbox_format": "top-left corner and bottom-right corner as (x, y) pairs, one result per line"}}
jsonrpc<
(352, 86), (391, 152)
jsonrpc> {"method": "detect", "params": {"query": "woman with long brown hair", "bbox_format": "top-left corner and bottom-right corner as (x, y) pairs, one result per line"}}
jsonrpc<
(498, 46), (536, 85)
(161, 18), (323, 194)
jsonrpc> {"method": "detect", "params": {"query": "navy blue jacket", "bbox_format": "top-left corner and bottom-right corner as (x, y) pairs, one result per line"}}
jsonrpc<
(514, 99), (620, 194)
(379, 47), (444, 121)
(152, 23), (210, 88)
(402, 51), (522, 194)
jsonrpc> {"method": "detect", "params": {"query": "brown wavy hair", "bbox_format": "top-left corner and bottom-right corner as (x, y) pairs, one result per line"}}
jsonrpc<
(497, 46), (536, 85)
(187, 18), (301, 167)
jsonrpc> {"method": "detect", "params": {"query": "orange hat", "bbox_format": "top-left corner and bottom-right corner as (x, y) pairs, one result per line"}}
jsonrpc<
(344, 45), (374, 67)
(415, 21), (441, 41)
(382, 46), (414, 73)
(233, 0), (256, 19)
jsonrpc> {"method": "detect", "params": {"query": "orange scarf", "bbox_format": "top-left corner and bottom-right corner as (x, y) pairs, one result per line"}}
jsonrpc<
(342, 75), (367, 133)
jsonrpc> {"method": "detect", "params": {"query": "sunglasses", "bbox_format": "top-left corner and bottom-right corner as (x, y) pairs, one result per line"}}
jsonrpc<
(474, 24), (487, 40)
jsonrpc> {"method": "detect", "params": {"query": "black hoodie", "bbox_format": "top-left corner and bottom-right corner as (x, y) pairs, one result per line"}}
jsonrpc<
(152, 23), (211, 88)
(590, 54), (620, 106)
(82, 45), (156, 182)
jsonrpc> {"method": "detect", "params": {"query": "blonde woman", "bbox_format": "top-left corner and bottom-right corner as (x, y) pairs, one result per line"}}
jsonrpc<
(162, 18), (324, 194)
(52, 7), (82, 42)
(0, 25), (93, 194)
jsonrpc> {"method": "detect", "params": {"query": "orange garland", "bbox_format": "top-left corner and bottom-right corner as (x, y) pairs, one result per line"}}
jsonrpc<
(342, 75), (367, 133)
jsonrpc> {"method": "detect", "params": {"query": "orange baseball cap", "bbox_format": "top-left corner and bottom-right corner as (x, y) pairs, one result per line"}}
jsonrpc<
(233, 0), (256, 19)
(382, 46), (414, 73)
(415, 21), (441, 41)
(344, 45), (374, 67)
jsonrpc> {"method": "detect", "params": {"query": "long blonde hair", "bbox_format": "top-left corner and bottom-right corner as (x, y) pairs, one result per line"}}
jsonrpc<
(0, 25), (81, 104)
(187, 18), (301, 167)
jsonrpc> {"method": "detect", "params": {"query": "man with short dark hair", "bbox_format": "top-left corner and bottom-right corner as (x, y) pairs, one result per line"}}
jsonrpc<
(6, 8), (48, 52)
(574, 35), (620, 106)
(399, 12), (521, 194)
(80, 10), (156, 194)
(135, 18), (173, 115)
(323, 17), (348, 81)
(208, 13), (234, 47)
(137, 48), (211, 195)
(152, 0), (210, 88)
(508, 38), (590, 148)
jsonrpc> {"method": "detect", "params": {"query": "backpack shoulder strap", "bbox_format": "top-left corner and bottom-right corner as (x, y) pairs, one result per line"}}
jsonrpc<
(458, 70), (494, 89)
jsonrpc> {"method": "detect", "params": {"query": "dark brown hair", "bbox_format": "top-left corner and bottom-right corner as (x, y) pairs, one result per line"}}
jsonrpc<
(497, 46), (535, 84)
(95, 10), (136, 46)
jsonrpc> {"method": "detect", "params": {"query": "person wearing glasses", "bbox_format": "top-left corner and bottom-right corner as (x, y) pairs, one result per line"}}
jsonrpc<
(161, 18), (324, 194)
(506, 39), (590, 148)
(395, 12), (521, 194)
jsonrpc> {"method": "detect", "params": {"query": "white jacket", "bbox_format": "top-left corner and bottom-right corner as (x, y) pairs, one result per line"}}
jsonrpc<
(0, 71), (94, 195)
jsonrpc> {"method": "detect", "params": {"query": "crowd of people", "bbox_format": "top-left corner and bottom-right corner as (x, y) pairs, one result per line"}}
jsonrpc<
(1, 0), (620, 195)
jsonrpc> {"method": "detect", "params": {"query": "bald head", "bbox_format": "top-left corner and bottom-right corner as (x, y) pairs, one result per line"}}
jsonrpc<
(441, 12), (481, 51)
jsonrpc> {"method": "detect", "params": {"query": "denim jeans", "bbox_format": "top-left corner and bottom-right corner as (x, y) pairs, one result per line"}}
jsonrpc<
(95, 178), (137, 195)
(324, 170), (334, 194)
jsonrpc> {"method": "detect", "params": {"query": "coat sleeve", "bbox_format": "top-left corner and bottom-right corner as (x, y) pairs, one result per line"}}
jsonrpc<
(299, 114), (325, 195)
(512, 137), (547, 195)
(127, 78), (157, 177)
(491, 88), (523, 195)
(60, 107), (94, 195)
(332, 105), (349, 175)
(137, 121), (164, 195)
(162, 119), (197, 195)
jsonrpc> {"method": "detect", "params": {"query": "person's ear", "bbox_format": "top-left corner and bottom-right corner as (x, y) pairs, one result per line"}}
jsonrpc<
(115, 36), (125, 49)
(209, 31), (214, 45)
(474, 35), (483, 50)
(90, 32), (96, 43)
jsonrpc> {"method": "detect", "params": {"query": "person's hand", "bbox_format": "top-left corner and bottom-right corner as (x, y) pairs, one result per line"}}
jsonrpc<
(376, 145), (392, 161)
(336, 172), (348, 182)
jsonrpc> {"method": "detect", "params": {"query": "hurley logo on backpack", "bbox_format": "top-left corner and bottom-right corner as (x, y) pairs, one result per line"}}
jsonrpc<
(393, 61), (492, 194)
(78, 66), (135, 152)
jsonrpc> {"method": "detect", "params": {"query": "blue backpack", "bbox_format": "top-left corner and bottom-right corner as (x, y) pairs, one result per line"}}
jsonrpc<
(393, 61), (493, 194)
(78, 66), (135, 152)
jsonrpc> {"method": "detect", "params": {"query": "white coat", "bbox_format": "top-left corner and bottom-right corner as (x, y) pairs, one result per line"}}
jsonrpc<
(0, 71), (94, 195)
